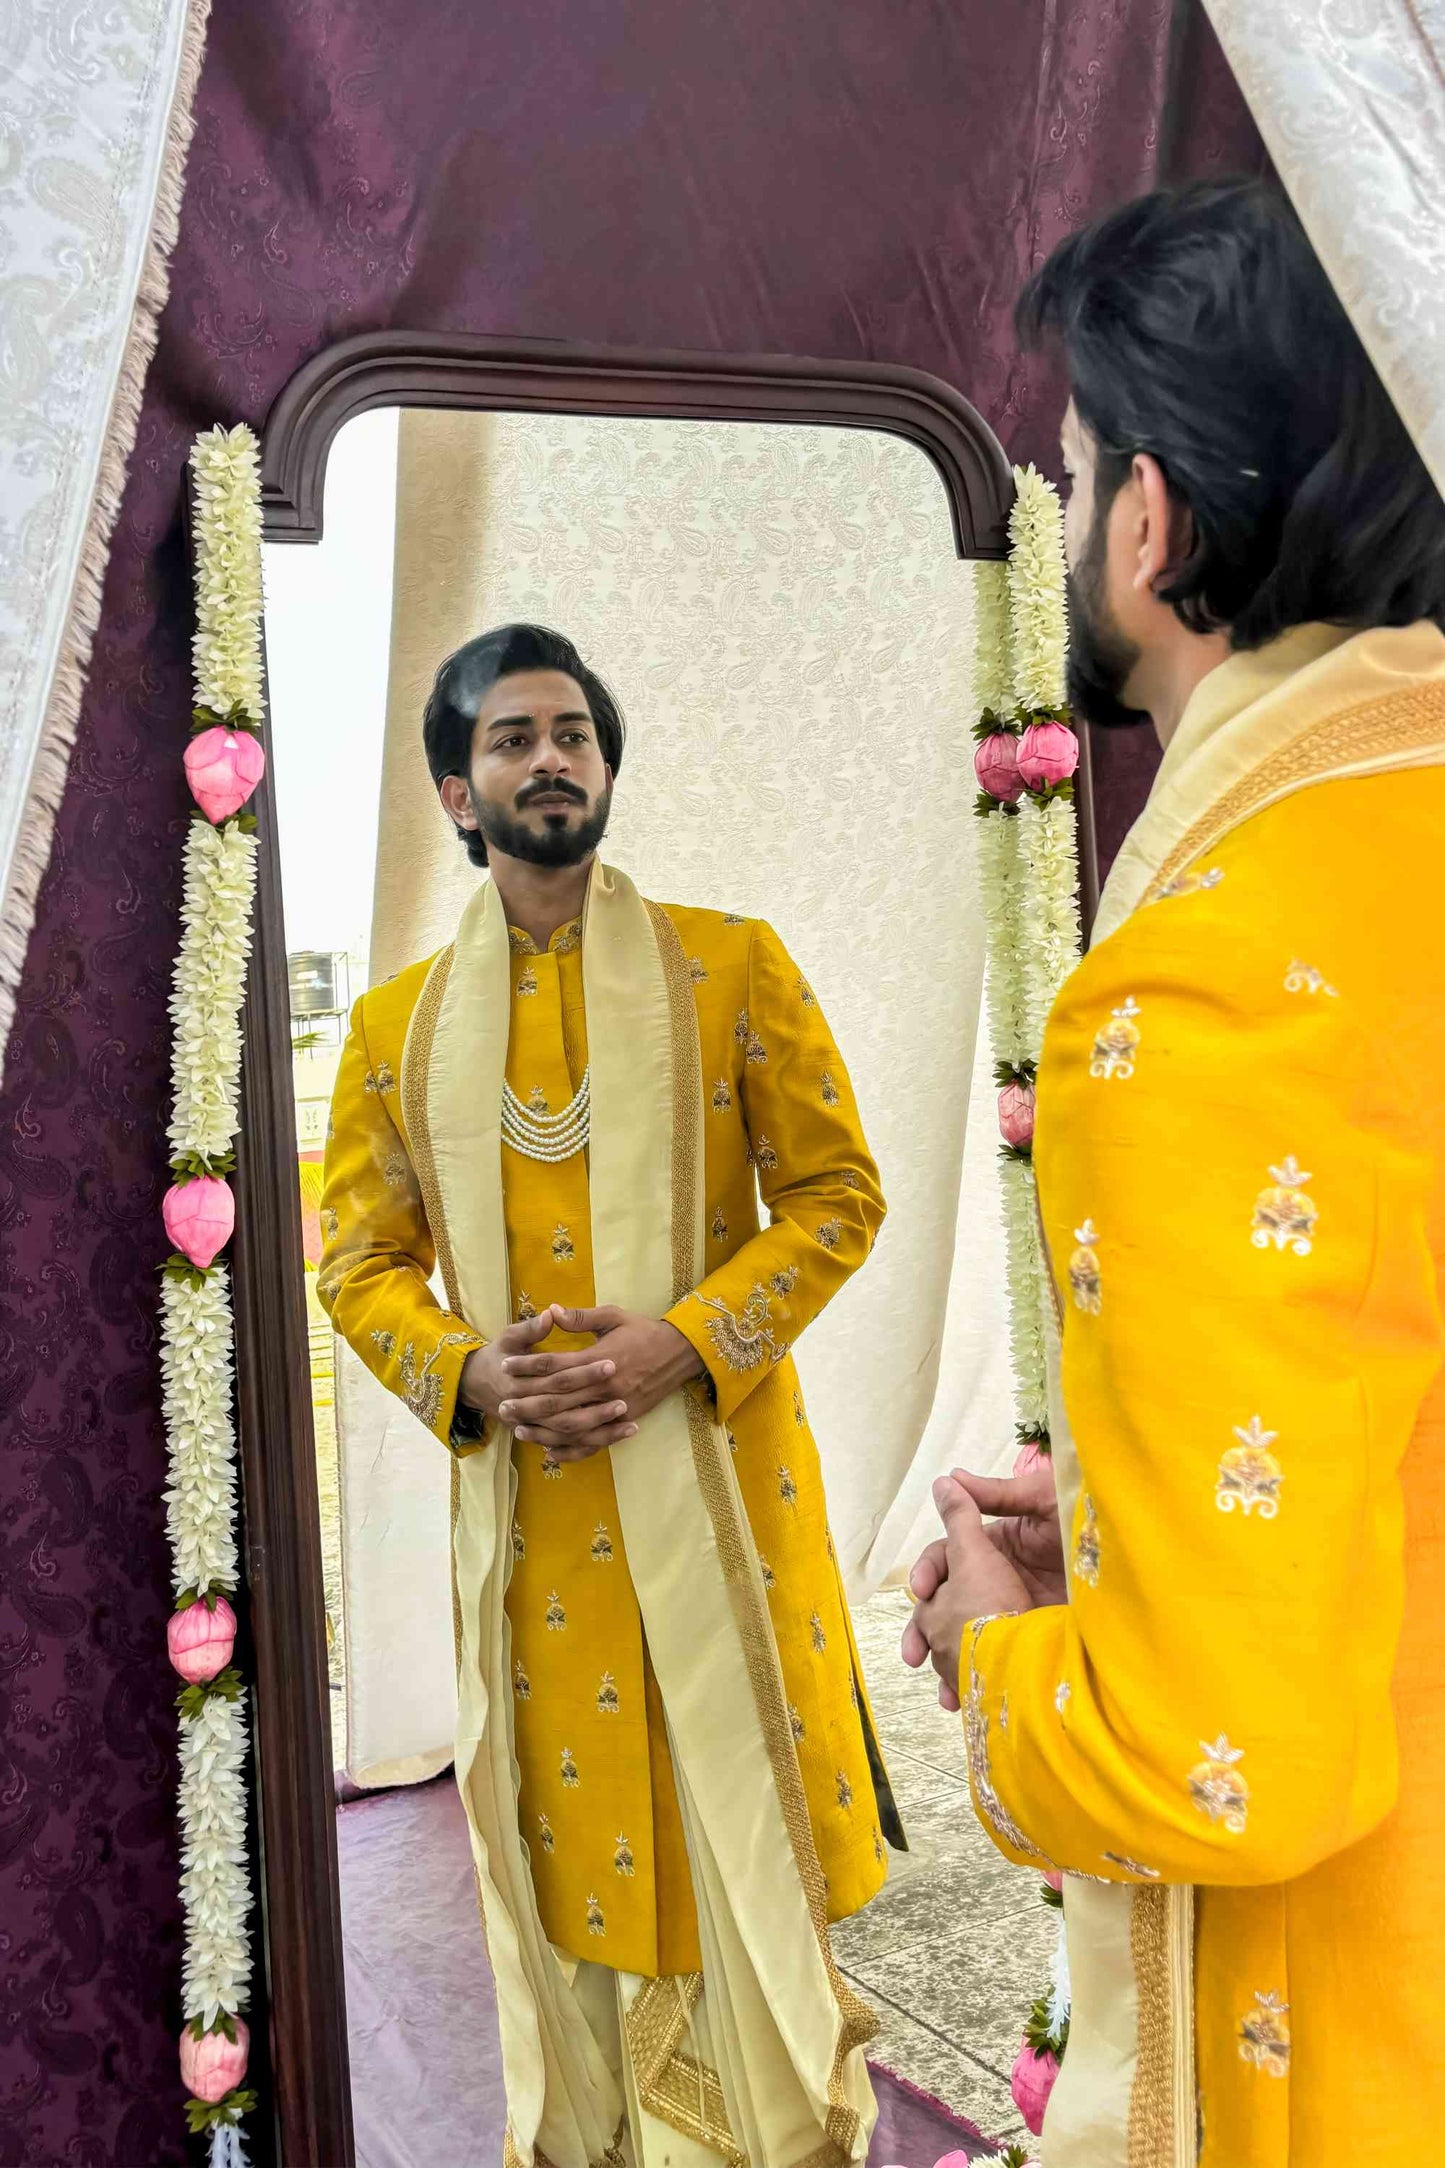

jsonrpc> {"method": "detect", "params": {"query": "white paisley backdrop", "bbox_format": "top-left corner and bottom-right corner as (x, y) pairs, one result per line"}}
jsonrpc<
(265, 407), (1016, 1787)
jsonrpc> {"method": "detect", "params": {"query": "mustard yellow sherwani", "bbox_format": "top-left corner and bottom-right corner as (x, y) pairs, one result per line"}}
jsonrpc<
(319, 863), (889, 2165)
(963, 624), (1445, 2167)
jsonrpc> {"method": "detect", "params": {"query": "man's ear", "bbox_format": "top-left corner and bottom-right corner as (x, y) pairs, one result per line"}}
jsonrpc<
(1131, 451), (1192, 597)
(439, 774), (477, 830)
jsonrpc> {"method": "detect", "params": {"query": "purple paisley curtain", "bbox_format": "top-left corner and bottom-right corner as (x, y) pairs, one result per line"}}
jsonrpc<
(0, 3), (1262, 2158)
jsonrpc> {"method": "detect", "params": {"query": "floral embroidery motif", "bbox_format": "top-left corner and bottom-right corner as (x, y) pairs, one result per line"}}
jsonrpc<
(836, 1772), (854, 1810)
(778, 1464), (798, 1508)
(1103, 1850), (1161, 1879)
(1156, 866), (1225, 900)
(511, 1519), (525, 1561)
(809, 1610), (827, 1653)
(551, 1224), (575, 1263)
(1055, 1681), (1071, 1714)
(841, 1168), (863, 1191)
(321, 1206), (341, 1243)
(726, 1428), (738, 1454)
(516, 1291), (538, 1322)
(797, 977), (817, 1007)
(1090, 997), (1141, 1080)
(1251, 1158), (1317, 1256)
(551, 918), (583, 956)
(815, 1218), (843, 1251)
(560, 1747), (580, 1788)
(1189, 1736), (1250, 1832)
(712, 1079), (733, 1113)
(724, 912), (746, 926)
(527, 1085), (549, 1116)
(1072, 1495), (1101, 1586)
(508, 928), (537, 955)
(545, 1590), (567, 1631)
(541, 1450), (563, 1481)
(821, 1070), (840, 1107)
(596, 1671), (620, 1715)
(382, 1151), (411, 1190)
(745, 1033), (767, 1065)
(711, 1207), (727, 1243)
(688, 957), (708, 984)
(516, 965), (539, 998)
(1238, 1991), (1291, 2077)
(963, 1618), (1048, 1861)
(793, 1389), (805, 1427)
(370, 1328), (396, 1358)
(788, 1703), (805, 1742)
(753, 1135), (779, 1173)
(364, 1062), (397, 1096)
(590, 1523), (614, 1563)
(537, 1812), (554, 1852)
(1216, 1417), (1284, 1519)
(694, 1284), (785, 1373)
(772, 1265), (799, 1298)
(613, 1835), (635, 1878)
(513, 1658), (531, 1700)
(586, 1893), (605, 1936)
(999, 1694), (1010, 1732)
(847, 1669), (857, 1707)
(398, 1338), (458, 1430)
(758, 1555), (776, 1590)
(1069, 1222), (1102, 1314)
(1284, 961), (1337, 998)
(873, 1827), (885, 1865)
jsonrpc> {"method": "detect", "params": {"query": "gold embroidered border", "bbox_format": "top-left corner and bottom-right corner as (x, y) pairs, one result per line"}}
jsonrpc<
(504, 2123), (627, 2168)
(1127, 1884), (1175, 2168)
(626, 1976), (743, 2163)
(1147, 682), (1445, 901)
(400, 942), (462, 1316)
(648, 900), (877, 2163)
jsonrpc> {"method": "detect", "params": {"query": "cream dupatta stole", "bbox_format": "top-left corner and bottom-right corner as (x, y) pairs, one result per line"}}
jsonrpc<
(1035, 623), (1445, 2168)
(400, 862), (876, 2168)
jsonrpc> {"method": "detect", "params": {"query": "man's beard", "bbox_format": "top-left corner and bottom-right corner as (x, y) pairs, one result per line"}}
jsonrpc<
(473, 781), (613, 868)
(1066, 509), (1150, 731)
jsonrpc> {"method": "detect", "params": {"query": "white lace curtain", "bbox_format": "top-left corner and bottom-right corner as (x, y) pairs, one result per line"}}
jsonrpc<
(1204, 0), (1445, 499)
(333, 407), (1016, 1786)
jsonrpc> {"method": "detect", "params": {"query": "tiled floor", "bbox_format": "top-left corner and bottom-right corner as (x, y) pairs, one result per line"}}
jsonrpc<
(839, 1587), (1055, 2149)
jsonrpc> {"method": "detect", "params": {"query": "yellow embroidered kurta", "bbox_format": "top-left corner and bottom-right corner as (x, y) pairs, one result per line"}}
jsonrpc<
(320, 901), (892, 1977)
(964, 627), (1445, 2163)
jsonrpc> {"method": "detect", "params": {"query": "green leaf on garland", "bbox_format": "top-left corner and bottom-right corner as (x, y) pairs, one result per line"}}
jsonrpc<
(159, 1253), (209, 1291)
(1021, 775), (1076, 805)
(993, 1060), (1037, 1090)
(1041, 1880), (1064, 1909)
(974, 790), (1020, 821)
(999, 1141), (1033, 1165)
(176, 1665), (243, 1720)
(1024, 1992), (1070, 2059)
(970, 707), (1023, 744)
(190, 701), (261, 738)
(1015, 1422), (1051, 1454)
(169, 1148), (235, 1181)
(185, 2088), (258, 2136)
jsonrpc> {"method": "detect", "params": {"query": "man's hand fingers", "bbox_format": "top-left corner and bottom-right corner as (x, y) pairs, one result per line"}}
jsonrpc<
(937, 1681), (961, 1715)
(501, 1352), (617, 1384)
(513, 1399), (629, 1439)
(520, 1419), (640, 1459)
(933, 1473), (987, 1568)
(550, 1303), (625, 1338)
(907, 1538), (948, 1601)
(900, 1612), (930, 1669)
(497, 1312), (557, 1353)
(500, 1380), (625, 1424)
(952, 1466), (1056, 1518)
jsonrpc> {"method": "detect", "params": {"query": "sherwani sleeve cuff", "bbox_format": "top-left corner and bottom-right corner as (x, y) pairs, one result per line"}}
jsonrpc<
(962, 1609), (1071, 1876)
(663, 1289), (774, 1426)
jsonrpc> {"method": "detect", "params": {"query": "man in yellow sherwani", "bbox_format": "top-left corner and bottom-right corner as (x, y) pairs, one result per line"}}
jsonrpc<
(320, 622), (894, 2167)
(907, 182), (1445, 2165)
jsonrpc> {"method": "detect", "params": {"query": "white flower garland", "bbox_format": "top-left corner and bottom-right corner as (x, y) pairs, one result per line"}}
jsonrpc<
(973, 464), (1082, 2093)
(159, 423), (267, 2160)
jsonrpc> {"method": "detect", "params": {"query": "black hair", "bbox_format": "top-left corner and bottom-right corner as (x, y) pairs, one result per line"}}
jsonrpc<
(1017, 178), (1445, 648)
(422, 622), (625, 866)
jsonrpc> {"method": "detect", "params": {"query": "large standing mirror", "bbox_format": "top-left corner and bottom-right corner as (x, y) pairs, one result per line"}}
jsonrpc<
(238, 339), (1069, 2165)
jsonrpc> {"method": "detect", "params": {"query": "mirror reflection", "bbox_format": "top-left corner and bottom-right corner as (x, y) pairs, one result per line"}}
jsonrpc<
(262, 405), (1018, 2162)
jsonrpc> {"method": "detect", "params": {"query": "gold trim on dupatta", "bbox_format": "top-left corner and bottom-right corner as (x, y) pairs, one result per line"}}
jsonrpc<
(1146, 681), (1445, 903)
(626, 1975), (743, 2163)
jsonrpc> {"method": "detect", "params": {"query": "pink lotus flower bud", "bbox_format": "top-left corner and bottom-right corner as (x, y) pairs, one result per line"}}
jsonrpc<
(184, 727), (266, 823)
(163, 1176), (235, 1270)
(974, 730), (1023, 803)
(998, 1080), (1036, 1149)
(1011, 2040), (1060, 2136)
(1017, 719), (1079, 790)
(167, 1596), (238, 1684)
(1013, 1438), (1050, 1479)
(1042, 1867), (1064, 1892)
(932, 2155), (976, 2168)
(180, 2016), (249, 2104)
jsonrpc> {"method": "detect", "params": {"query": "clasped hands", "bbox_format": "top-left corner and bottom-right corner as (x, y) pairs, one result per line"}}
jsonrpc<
(458, 1305), (705, 1462)
(900, 1462), (1066, 1710)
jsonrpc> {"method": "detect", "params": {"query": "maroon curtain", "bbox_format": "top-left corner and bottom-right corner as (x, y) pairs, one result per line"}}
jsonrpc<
(0, 4), (1262, 2158)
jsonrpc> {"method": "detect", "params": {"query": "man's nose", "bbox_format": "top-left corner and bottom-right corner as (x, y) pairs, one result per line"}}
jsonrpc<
(530, 744), (569, 775)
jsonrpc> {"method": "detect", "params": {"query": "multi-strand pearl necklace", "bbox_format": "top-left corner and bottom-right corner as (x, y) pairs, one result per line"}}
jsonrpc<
(501, 1071), (591, 1162)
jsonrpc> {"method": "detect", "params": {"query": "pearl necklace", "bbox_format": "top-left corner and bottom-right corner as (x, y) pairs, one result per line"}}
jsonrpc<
(501, 1070), (591, 1162)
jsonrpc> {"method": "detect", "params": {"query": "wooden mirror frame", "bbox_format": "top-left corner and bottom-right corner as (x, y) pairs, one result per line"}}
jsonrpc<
(240, 333), (1095, 2166)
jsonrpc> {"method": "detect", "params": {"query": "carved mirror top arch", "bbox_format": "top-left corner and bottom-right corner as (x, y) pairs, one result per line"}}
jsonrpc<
(258, 331), (1014, 559)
